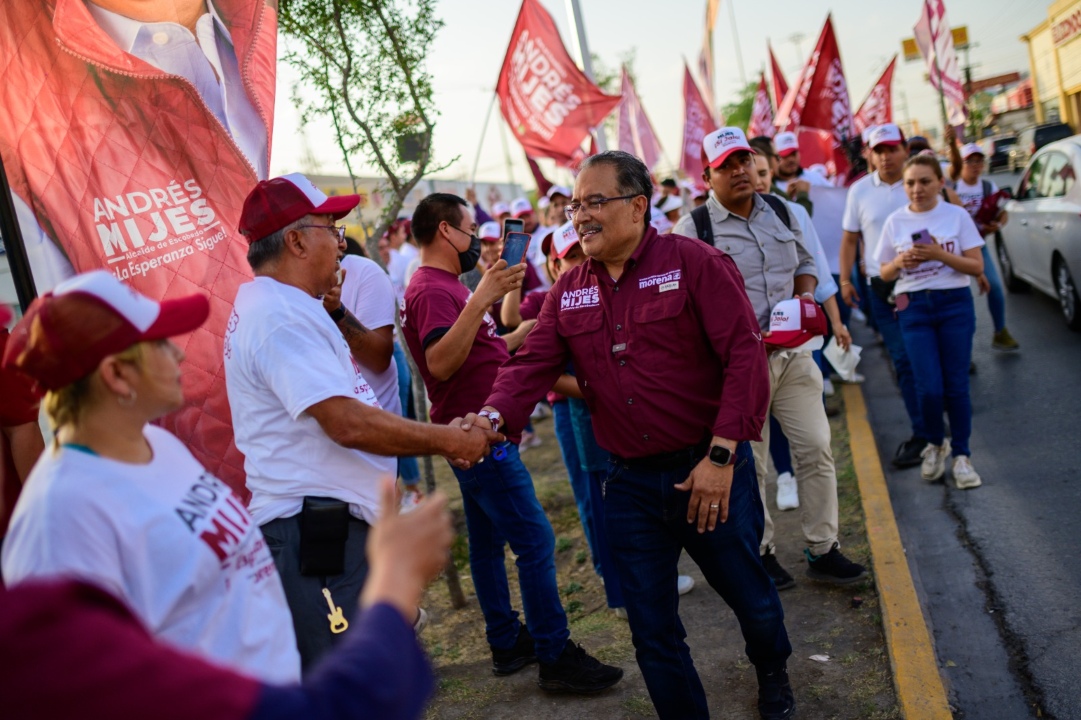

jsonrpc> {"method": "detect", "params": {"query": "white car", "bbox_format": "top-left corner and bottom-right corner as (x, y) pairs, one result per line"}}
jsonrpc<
(998, 135), (1081, 330)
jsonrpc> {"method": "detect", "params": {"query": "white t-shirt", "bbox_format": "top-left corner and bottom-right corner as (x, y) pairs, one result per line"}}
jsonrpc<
(776, 170), (833, 194)
(1, 427), (299, 683)
(876, 200), (985, 294)
(339, 255), (400, 416)
(527, 225), (554, 291)
(954, 177), (998, 221)
(387, 243), (419, 302)
(842, 171), (908, 280)
(787, 199), (839, 303)
(224, 277), (395, 526)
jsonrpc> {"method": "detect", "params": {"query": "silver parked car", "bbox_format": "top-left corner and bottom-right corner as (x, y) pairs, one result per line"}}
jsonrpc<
(998, 135), (1081, 330)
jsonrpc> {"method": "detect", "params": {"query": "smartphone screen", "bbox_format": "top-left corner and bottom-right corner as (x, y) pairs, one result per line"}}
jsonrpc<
(911, 229), (934, 245)
(503, 218), (525, 237)
(501, 232), (531, 265)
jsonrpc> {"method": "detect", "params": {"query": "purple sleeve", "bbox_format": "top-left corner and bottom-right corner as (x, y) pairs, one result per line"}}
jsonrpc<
(250, 603), (434, 720)
(474, 204), (493, 225)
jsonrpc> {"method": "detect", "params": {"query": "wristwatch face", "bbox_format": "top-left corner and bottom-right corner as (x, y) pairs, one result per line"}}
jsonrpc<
(709, 445), (733, 466)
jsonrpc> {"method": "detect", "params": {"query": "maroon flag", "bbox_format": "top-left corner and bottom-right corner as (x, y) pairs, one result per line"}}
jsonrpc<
(525, 154), (553, 196)
(496, 0), (621, 166)
(616, 67), (663, 169)
(914, 0), (967, 126)
(774, 14), (855, 176)
(854, 56), (897, 133)
(748, 74), (775, 138)
(680, 63), (716, 180)
(769, 43), (789, 112)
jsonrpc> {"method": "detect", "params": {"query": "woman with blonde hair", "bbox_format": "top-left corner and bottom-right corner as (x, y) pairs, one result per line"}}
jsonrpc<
(876, 154), (985, 489)
(1, 270), (300, 682)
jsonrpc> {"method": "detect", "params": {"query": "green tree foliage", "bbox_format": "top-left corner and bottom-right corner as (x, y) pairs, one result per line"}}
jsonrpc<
(721, 80), (759, 132)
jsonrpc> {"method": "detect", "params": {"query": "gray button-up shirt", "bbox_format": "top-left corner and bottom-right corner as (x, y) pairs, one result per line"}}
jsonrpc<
(673, 194), (817, 330)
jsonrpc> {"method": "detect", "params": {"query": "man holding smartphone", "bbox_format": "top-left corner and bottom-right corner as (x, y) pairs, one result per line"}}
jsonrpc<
(401, 193), (624, 694)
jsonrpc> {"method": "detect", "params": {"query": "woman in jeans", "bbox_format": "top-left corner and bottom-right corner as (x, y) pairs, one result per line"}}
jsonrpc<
(876, 154), (985, 488)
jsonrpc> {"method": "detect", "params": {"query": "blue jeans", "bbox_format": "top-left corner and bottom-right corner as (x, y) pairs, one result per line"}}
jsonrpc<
(552, 400), (601, 572)
(981, 243), (1006, 332)
(768, 414), (794, 476)
(449, 445), (569, 663)
(897, 287), (976, 456)
(392, 343), (420, 485)
(603, 442), (791, 719)
(869, 288), (926, 441)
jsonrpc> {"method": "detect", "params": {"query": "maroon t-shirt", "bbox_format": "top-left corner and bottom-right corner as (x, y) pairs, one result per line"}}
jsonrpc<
(402, 267), (519, 438)
(519, 289), (548, 322)
(0, 329), (41, 536)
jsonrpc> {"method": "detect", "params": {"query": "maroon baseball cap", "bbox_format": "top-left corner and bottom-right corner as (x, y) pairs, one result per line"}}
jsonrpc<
(2, 271), (209, 391)
(768, 297), (827, 350)
(239, 173), (359, 244)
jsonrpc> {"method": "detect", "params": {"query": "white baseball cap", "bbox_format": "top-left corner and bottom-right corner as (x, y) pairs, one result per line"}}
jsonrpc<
(861, 125), (878, 144)
(492, 201), (511, 217)
(657, 195), (684, 215)
(537, 196), (550, 210)
(510, 198), (534, 218)
(774, 131), (799, 157)
(546, 185), (572, 200)
(478, 221), (502, 241)
(868, 123), (904, 150)
(960, 143), (985, 160)
(541, 221), (580, 259)
(702, 127), (756, 169)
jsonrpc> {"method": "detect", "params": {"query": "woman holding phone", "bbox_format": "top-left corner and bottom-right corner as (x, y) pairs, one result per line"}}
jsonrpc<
(876, 154), (985, 489)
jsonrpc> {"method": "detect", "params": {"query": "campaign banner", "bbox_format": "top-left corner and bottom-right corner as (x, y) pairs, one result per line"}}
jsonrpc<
(748, 74), (776, 139)
(854, 56), (897, 133)
(914, 0), (967, 127)
(0, 0), (279, 493)
(496, 0), (621, 166)
(769, 43), (790, 112)
(680, 64), (717, 180)
(616, 68), (663, 169)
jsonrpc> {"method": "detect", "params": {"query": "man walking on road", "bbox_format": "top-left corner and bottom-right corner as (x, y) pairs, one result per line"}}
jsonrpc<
(839, 124), (929, 468)
(673, 128), (867, 592)
(467, 151), (795, 720)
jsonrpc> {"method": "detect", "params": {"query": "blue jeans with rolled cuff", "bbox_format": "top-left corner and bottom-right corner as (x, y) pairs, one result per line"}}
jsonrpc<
(449, 444), (570, 663)
(602, 441), (791, 719)
(897, 287), (976, 457)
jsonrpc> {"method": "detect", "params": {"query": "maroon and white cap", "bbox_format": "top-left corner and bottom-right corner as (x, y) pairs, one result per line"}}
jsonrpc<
(860, 125), (878, 144)
(492, 201), (511, 217)
(702, 127), (756, 169)
(541, 221), (580, 258)
(510, 198), (534, 218)
(546, 185), (572, 200)
(2, 270), (209, 391)
(774, 131), (800, 157)
(960, 142), (985, 160)
(768, 297), (827, 351)
(868, 124), (904, 150)
(239, 173), (359, 244)
(478, 221), (502, 241)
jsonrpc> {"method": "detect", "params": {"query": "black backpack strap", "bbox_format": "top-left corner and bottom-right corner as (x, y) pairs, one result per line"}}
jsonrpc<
(982, 178), (992, 199)
(759, 192), (793, 231)
(691, 205), (714, 246)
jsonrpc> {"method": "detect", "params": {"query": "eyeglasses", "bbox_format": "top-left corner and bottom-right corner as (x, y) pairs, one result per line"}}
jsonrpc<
(564, 194), (641, 221)
(298, 224), (346, 242)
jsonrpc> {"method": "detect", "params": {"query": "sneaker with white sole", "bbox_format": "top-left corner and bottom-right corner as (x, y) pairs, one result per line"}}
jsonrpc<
(400, 488), (423, 514)
(413, 607), (429, 635)
(952, 456), (982, 489)
(775, 472), (799, 511)
(677, 575), (695, 595)
(920, 439), (951, 482)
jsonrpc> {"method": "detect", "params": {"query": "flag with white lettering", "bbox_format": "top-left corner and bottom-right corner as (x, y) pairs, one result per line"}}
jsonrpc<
(913, 0), (967, 127)
(680, 64), (716, 180)
(748, 74), (775, 138)
(854, 56), (897, 133)
(616, 68), (663, 169)
(769, 43), (789, 112)
(496, 0), (621, 166)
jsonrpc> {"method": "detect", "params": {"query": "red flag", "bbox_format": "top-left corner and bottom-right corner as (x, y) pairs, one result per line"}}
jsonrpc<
(769, 43), (789, 111)
(525, 154), (553, 196)
(496, 0), (621, 166)
(854, 56), (897, 133)
(748, 74), (775, 138)
(616, 68), (663, 169)
(914, 0), (967, 127)
(680, 64), (716, 180)
(774, 14), (855, 176)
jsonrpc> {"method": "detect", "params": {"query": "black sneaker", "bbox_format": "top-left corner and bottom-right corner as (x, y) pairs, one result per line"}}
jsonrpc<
(538, 641), (624, 693)
(805, 543), (867, 585)
(892, 436), (927, 469)
(757, 665), (796, 720)
(761, 549), (796, 591)
(491, 624), (537, 676)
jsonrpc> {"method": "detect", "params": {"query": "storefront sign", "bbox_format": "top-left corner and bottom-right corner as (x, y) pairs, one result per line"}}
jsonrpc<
(1054, 7), (1081, 46)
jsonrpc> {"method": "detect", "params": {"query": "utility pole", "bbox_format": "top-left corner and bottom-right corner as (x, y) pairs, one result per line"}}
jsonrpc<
(727, 0), (748, 86)
(564, 0), (608, 151)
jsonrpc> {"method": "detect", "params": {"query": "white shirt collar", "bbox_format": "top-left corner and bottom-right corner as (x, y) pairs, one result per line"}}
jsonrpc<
(871, 170), (903, 189)
(85, 1), (233, 53)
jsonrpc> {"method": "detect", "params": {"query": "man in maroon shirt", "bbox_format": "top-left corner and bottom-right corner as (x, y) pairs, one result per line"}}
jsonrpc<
(464, 152), (795, 720)
(400, 193), (623, 694)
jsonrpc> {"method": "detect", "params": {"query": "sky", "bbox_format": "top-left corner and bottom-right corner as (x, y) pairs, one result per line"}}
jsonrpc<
(269, 0), (1049, 189)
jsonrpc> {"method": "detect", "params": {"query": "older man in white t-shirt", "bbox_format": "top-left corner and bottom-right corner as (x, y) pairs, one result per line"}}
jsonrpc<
(225, 174), (499, 670)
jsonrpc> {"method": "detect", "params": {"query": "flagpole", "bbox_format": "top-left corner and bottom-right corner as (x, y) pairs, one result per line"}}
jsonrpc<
(0, 154), (36, 313)
(564, 0), (609, 152)
(727, 0), (748, 86)
(470, 91), (499, 186)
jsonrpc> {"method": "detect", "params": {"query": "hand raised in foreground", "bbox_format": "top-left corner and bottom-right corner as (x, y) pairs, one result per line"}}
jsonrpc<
(361, 479), (454, 619)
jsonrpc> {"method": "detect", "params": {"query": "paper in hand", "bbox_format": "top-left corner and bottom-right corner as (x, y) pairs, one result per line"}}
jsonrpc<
(823, 337), (862, 382)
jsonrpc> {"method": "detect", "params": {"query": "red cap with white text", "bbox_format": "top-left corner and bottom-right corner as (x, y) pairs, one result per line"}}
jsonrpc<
(768, 297), (827, 350)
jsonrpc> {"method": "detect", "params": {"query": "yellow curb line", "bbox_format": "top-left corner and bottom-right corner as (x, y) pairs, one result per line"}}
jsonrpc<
(843, 384), (952, 719)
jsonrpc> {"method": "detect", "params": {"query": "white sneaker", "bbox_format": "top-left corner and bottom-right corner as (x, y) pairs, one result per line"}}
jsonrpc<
(775, 472), (799, 511)
(613, 606), (628, 619)
(823, 378), (836, 397)
(530, 402), (551, 420)
(400, 488), (423, 514)
(851, 308), (867, 323)
(413, 607), (429, 635)
(952, 456), (982, 489)
(677, 575), (695, 595)
(518, 431), (542, 453)
(920, 439), (951, 482)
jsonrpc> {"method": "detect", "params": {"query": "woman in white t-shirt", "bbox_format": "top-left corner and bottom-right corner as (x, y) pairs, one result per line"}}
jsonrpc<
(877, 154), (985, 490)
(0, 271), (299, 683)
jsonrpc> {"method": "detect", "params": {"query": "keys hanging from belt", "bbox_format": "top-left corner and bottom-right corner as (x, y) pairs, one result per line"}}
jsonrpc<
(322, 586), (349, 634)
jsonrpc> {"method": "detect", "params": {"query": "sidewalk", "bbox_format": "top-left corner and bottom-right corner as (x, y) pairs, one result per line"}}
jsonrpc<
(419, 397), (900, 719)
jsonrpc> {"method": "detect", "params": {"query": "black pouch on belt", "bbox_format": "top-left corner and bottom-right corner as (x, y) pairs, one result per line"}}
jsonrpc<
(869, 276), (898, 306)
(299, 496), (350, 577)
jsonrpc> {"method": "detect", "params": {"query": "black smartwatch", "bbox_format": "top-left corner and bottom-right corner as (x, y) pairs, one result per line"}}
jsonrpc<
(328, 305), (347, 323)
(709, 444), (735, 467)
